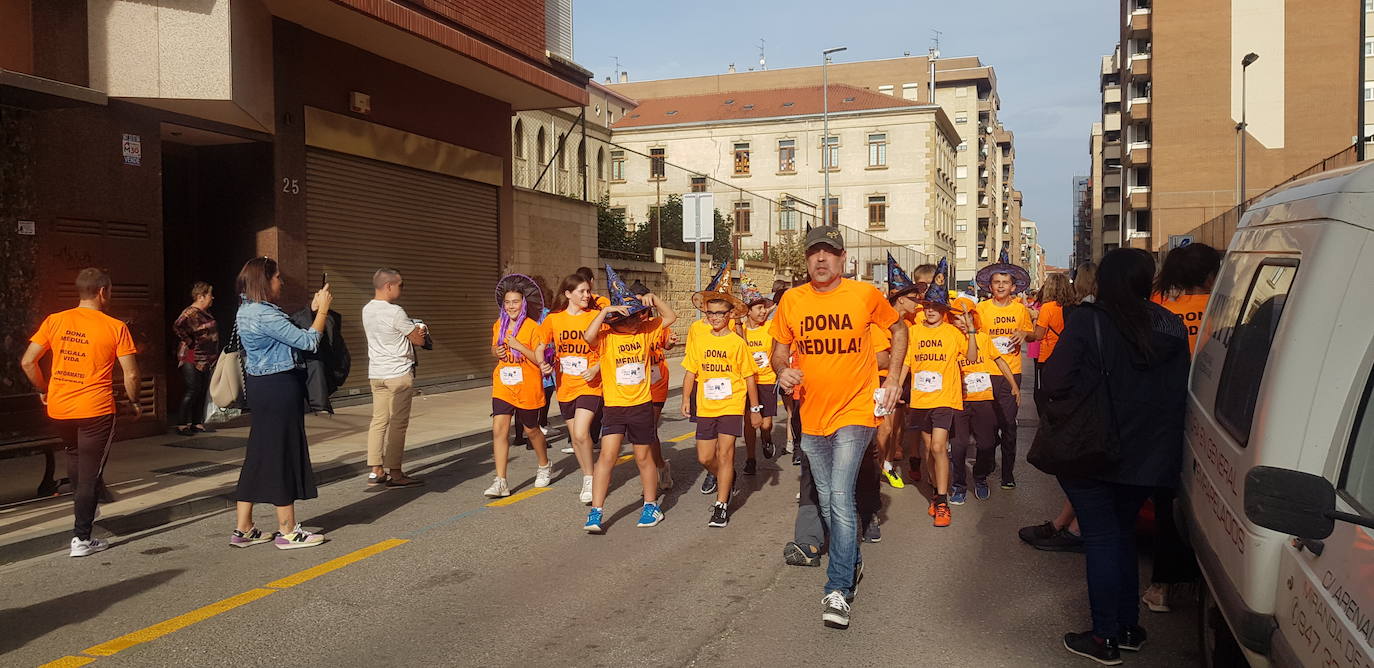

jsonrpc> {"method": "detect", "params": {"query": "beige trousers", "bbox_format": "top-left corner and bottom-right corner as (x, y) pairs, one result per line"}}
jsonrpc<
(367, 374), (415, 469)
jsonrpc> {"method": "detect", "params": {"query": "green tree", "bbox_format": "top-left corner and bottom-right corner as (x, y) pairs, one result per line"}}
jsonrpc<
(597, 197), (651, 257)
(769, 232), (805, 279)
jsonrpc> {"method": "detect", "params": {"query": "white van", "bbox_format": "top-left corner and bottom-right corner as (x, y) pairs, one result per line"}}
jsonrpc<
(1181, 161), (1374, 668)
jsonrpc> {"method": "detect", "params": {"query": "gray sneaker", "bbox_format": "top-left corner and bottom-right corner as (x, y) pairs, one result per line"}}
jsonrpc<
(70, 536), (109, 557)
(822, 591), (851, 629)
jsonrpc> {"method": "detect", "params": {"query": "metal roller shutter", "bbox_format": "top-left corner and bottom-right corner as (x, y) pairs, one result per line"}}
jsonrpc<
(305, 148), (499, 394)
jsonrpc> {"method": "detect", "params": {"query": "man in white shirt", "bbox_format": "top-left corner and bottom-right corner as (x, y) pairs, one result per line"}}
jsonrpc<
(362, 268), (428, 488)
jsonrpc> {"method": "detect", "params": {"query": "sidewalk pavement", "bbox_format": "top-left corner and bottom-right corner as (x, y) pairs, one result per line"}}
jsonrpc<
(0, 363), (688, 565)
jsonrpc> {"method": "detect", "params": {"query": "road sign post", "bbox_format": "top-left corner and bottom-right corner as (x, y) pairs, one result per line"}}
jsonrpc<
(683, 193), (715, 291)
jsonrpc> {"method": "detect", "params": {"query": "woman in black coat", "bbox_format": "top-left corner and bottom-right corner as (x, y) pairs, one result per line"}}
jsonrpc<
(1038, 248), (1190, 664)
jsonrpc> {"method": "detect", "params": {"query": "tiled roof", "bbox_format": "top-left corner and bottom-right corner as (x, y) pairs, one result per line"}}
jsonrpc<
(612, 84), (925, 129)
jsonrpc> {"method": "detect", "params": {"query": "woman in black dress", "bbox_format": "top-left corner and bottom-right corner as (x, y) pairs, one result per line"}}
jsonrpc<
(229, 257), (334, 550)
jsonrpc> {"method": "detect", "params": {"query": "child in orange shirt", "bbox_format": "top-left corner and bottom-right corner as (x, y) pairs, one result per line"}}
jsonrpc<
(739, 280), (778, 474)
(485, 275), (553, 499)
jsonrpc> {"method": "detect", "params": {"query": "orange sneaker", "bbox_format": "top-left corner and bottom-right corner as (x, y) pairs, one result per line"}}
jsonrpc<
(934, 503), (952, 527)
(928, 501), (936, 517)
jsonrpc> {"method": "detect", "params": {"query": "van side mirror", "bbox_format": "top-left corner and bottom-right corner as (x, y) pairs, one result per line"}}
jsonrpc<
(1244, 466), (1336, 540)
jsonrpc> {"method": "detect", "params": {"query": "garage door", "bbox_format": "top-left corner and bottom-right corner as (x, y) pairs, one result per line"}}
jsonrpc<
(304, 148), (499, 394)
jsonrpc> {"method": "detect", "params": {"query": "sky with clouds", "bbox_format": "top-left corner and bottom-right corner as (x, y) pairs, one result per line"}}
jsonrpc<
(573, 0), (1120, 266)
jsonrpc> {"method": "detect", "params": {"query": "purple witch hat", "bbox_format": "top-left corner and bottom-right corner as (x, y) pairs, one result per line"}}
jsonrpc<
(886, 252), (923, 303)
(603, 264), (649, 323)
(705, 259), (729, 291)
(917, 258), (956, 311)
(975, 248), (1032, 294)
(495, 273), (544, 361)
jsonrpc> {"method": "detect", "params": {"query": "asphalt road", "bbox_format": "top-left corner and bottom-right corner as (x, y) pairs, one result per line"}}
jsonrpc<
(2, 394), (1201, 668)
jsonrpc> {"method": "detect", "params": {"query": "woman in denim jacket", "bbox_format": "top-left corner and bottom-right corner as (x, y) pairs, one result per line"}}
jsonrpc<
(229, 257), (334, 550)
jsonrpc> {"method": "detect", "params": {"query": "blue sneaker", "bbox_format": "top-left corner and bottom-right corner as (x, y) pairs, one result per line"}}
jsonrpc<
(637, 503), (664, 527)
(950, 488), (968, 505)
(584, 507), (604, 533)
(974, 479), (991, 500)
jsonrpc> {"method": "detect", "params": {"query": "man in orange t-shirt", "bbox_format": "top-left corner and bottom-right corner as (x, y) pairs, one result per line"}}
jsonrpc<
(769, 226), (904, 629)
(21, 268), (141, 557)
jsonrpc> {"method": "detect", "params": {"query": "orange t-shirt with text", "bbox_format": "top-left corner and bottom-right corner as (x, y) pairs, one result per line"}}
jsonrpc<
(541, 309), (602, 402)
(770, 279), (899, 436)
(904, 321), (967, 411)
(744, 323), (777, 385)
(959, 331), (1001, 402)
(649, 324), (671, 402)
(597, 318), (661, 407)
(29, 307), (138, 420)
(1153, 292), (1210, 353)
(976, 299), (1033, 376)
(1035, 301), (1065, 363)
(682, 328), (754, 418)
(490, 319), (547, 410)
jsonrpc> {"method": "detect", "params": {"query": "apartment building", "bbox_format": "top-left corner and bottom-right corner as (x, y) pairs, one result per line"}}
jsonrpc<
(512, 80), (637, 202)
(1072, 172), (1094, 267)
(1090, 0), (1360, 253)
(1020, 219), (1045, 288)
(606, 84), (959, 261)
(0, 0), (588, 441)
(610, 55), (1021, 290)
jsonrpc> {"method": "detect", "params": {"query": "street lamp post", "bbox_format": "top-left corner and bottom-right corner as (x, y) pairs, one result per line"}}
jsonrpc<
(1238, 52), (1259, 209)
(822, 46), (847, 228)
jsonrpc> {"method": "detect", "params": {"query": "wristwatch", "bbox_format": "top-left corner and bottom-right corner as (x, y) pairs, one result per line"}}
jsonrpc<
(749, 405), (764, 413)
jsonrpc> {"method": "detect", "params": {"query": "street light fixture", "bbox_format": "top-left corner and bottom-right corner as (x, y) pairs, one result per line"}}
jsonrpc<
(1238, 52), (1259, 209)
(822, 46), (847, 229)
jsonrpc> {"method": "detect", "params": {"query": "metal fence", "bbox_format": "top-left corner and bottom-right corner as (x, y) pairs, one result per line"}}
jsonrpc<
(1183, 144), (1362, 249)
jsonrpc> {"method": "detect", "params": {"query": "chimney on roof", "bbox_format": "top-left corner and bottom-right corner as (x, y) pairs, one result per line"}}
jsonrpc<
(619, 71), (629, 83)
(727, 63), (736, 74)
(605, 76), (612, 84)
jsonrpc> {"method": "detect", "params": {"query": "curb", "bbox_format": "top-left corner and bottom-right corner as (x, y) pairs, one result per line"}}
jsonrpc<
(0, 416), (572, 566)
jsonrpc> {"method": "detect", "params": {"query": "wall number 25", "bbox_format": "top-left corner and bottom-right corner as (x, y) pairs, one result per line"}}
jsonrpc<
(281, 178), (300, 195)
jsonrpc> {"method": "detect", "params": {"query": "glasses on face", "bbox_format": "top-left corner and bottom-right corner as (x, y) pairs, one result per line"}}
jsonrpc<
(706, 310), (731, 317)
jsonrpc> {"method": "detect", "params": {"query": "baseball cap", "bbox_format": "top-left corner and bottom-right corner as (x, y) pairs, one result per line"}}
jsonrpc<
(804, 225), (845, 253)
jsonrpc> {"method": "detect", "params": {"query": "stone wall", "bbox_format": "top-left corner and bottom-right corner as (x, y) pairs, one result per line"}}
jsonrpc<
(509, 187), (598, 303)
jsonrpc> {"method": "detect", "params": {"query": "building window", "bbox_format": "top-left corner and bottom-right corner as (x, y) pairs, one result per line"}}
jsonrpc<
(1367, 37), (1374, 57)
(956, 192), (968, 206)
(1366, 0), (1373, 11)
(733, 142), (751, 175)
(778, 139), (796, 172)
(956, 166), (968, 179)
(878, 84), (894, 95)
(867, 133), (887, 167)
(1366, 83), (1374, 102)
(956, 222), (968, 232)
(957, 141), (968, 152)
(1134, 210), (1152, 233)
(824, 197), (839, 225)
(901, 83), (918, 101)
(954, 113), (968, 124)
(867, 196), (887, 227)
(610, 150), (625, 181)
(689, 176), (707, 192)
(780, 203), (799, 231)
(597, 148), (605, 180)
(536, 127), (547, 165)
(821, 136), (839, 170)
(649, 147), (665, 180)
(734, 200), (752, 234)
(513, 119), (525, 159)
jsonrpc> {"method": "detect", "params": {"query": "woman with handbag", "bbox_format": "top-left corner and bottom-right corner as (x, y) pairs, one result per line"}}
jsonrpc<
(1037, 248), (1190, 665)
(229, 257), (334, 550)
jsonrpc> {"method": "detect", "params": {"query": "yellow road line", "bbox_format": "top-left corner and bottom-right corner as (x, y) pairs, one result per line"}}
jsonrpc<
(485, 487), (552, 507)
(669, 431), (696, 442)
(83, 588), (277, 656)
(38, 656), (97, 668)
(265, 538), (409, 589)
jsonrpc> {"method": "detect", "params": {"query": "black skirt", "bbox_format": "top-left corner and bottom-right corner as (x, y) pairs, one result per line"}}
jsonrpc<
(235, 369), (318, 505)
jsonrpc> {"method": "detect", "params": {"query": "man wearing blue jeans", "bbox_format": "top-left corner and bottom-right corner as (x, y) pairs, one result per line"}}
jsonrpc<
(770, 226), (905, 629)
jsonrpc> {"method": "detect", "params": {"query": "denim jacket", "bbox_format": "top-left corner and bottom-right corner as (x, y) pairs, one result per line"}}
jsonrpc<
(237, 298), (320, 376)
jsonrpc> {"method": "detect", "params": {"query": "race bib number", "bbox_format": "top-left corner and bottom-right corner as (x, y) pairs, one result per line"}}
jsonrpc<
(752, 351), (770, 369)
(560, 356), (587, 376)
(616, 362), (645, 386)
(963, 372), (992, 395)
(703, 378), (733, 400)
(651, 364), (664, 384)
(993, 336), (1017, 355)
(499, 366), (524, 386)
(913, 370), (943, 393)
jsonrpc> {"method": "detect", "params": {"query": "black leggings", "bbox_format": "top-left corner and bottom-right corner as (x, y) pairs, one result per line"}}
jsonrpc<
(55, 414), (116, 540)
(179, 362), (208, 426)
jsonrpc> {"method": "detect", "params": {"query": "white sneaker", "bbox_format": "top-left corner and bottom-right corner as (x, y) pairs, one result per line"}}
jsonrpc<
(658, 461), (674, 491)
(561, 446), (575, 454)
(579, 475), (594, 504)
(483, 476), (510, 498)
(534, 464), (553, 488)
(540, 426), (549, 436)
(70, 536), (109, 557)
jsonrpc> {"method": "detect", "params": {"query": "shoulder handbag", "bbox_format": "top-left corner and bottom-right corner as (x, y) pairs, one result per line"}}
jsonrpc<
(1027, 309), (1122, 477)
(209, 320), (247, 409)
